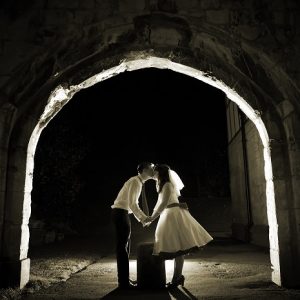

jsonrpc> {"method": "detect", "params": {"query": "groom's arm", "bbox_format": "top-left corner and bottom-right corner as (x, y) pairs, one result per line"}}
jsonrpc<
(128, 180), (148, 223)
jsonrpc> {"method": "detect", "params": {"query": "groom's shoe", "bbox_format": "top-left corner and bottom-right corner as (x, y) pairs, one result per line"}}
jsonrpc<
(118, 282), (137, 290)
(166, 275), (185, 289)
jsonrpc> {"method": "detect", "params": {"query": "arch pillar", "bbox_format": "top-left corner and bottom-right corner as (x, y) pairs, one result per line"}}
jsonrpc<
(0, 115), (37, 288)
(277, 110), (300, 287)
(263, 104), (300, 287)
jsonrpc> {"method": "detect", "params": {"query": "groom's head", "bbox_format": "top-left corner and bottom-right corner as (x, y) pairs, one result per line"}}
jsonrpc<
(137, 162), (155, 178)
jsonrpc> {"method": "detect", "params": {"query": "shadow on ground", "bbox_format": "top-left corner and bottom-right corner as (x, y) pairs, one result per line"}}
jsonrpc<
(101, 286), (197, 300)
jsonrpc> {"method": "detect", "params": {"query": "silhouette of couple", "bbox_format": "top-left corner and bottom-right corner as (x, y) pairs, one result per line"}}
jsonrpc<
(111, 162), (213, 290)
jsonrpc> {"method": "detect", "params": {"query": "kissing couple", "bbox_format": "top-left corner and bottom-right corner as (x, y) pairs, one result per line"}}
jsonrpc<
(111, 162), (213, 289)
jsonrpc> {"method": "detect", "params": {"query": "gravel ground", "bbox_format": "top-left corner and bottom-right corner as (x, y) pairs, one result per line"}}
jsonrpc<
(0, 234), (107, 300)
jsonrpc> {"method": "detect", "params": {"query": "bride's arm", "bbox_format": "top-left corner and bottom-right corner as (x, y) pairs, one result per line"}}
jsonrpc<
(150, 182), (172, 221)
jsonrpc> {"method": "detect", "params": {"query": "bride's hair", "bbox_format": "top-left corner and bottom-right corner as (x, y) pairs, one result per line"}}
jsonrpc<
(154, 164), (170, 193)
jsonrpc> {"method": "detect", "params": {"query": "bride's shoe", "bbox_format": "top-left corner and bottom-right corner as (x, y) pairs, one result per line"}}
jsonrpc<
(129, 278), (137, 285)
(166, 275), (185, 288)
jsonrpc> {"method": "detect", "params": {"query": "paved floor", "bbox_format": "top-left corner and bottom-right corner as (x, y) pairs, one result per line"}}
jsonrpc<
(20, 235), (300, 300)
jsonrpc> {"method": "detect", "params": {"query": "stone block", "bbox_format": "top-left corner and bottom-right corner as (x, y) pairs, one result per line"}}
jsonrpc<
(94, 0), (115, 18)
(270, 144), (287, 180)
(5, 191), (30, 224)
(250, 185), (267, 220)
(102, 24), (134, 45)
(283, 114), (300, 147)
(0, 40), (4, 55)
(206, 9), (229, 25)
(201, 0), (221, 9)
(0, 158), (7, 191)
(277, 209), (294, 242)
(20, 258), (30, 289)
(74, 11), (94, 25)
(269, 247), (280, 285)
(150, 28), (182, 46)
(277, 228), (300, 287)
(78, 0), (95, 9)
(238, 25), (261, 41)
(291, 178), (300, 207)
(119, 0), (145, 13)
(176, 0), (198, 12)
(273, 178), (290, 210)
(137, 242), (166, 289)
(264, 117), (282, 141)
(0, 103), (15, 147)
(289, 151), (300, 176)
(0, 75), (10, 86)
(5, 163), (27, 193)
(3, 223), (29, 260)
(0, 54), (18, 75)
(21, 225), (30, 260)
(272, 12), (286, 25)
(270, 0), (285, 9)
(0, 11), (8, 39)
(0, 192), (5, 223)
(47, 0), (79, 9)
(294, 208), (300, 235)
(286, 0), (299, 9)
(276, 100), (295, 119)
(45, 9), (74, 26)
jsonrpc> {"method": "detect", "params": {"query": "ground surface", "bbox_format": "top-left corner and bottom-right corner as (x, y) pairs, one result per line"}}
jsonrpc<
(1, 227), (300, 299)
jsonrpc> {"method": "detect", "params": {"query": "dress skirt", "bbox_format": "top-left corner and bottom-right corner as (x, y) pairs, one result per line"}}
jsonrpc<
(153, 206), (213, 259)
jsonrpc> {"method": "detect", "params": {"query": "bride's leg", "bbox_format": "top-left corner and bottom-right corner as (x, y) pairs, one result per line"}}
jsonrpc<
(172, 255), (184, 281)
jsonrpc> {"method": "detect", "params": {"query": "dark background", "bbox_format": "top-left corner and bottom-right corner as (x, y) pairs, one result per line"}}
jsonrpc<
(31, 68), (230, 236)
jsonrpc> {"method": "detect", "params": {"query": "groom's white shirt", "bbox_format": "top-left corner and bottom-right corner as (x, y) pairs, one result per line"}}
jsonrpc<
(111, 175), (147, 222)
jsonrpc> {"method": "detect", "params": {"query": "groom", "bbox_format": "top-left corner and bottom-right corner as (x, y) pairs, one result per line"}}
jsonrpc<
(111, 162), (154, 289)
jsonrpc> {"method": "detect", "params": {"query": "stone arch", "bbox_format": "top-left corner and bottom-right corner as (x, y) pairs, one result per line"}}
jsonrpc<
(0, 55), (285, 288)
(1, 14), (299, 288)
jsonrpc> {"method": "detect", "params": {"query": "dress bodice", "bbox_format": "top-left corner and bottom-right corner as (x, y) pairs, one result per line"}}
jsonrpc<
(162, 182), (179, 205)
(153, 182), (179, 214)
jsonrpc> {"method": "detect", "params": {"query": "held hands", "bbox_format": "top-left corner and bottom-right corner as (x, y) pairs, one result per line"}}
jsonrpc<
(142, 210), (160, 227)
(142, 216), (153, 227)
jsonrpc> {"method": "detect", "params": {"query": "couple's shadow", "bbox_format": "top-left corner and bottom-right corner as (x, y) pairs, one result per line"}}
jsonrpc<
(101, 286), (198, 299)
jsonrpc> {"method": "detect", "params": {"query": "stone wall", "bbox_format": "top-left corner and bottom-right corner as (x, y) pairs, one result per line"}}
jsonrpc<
(0, 0), (299, 101)
(228, 109), (268, 247)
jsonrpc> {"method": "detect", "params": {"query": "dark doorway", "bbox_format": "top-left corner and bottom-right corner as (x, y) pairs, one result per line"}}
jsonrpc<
(30, 68), (230, 244)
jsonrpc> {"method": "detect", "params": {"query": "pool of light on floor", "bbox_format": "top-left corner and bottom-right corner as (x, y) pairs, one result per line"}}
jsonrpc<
(129, 259), (197, 283)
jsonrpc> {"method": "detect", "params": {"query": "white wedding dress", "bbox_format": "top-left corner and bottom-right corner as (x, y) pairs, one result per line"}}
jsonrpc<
(152, 182), (213, 259)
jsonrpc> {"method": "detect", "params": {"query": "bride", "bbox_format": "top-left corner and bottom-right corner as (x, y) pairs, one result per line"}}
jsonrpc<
(145, 164), (213, 288)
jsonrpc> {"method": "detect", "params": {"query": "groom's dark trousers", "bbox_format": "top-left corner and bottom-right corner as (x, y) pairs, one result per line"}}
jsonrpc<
(111, 208), (131, 287)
